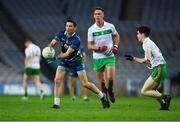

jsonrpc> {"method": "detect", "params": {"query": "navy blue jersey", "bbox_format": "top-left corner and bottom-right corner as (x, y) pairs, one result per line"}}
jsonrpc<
(54, 30), (81, 61)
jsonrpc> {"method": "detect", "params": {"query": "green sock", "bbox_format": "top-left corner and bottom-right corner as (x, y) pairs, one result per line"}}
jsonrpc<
(40, 89), (44, 94)
(24, 92), (28, 97)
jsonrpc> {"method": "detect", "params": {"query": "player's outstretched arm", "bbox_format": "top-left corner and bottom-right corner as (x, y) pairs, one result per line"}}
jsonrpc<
(124, 55), (146, 63)
(133, 57), (146, 63)
(48, 39), (57, 48)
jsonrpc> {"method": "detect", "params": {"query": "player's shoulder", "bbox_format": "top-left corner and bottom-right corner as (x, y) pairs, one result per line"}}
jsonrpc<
(31, 44), (41, 51)
(146, 38), (153, 44)
(73, 34), (81, 40)
(54, 30), (66, 41)
(88, 23), (96, 31)
(104, 21), (115, 27)
(55, 30), (66, 36)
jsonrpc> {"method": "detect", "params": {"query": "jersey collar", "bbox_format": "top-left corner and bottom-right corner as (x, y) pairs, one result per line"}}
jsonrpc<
(64, 31), (76, 38)
(95, 21), (107, 28)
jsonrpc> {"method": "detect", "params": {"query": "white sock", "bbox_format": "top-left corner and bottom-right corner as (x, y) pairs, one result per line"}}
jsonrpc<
(54, 97), (60, 106)
(98, 91), (104, 99)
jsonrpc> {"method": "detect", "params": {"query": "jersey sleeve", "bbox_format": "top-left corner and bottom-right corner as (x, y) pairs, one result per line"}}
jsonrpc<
(143, 41), (151, 60)
(54, 31), (63, 41)
(25, 48), (31, 57)
(70, 37), (80, 50)
(87, 28), (93, 42)
(111, 24), (117, 35)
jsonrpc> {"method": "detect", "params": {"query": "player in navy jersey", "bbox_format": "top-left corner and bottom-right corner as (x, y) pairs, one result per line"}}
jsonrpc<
(48, 18), (109, 109)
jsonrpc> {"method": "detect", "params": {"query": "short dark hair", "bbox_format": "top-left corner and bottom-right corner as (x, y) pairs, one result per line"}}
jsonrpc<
(24, 38), (31, 43)
(137, 26), (151, 37)
(94, 6), (104, 12)
(66, 17), (77, 27)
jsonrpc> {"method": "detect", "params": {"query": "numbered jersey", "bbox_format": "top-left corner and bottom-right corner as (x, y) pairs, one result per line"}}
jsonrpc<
(25, 43), (41, 68)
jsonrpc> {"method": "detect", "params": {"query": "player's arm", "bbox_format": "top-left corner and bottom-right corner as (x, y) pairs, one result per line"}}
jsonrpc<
(124, 54), (145, 63)
(133, 57), (146, 63)
(49, 32), (62, 48)
(24, 56), (30, 68)
(143, 44), (151, 67)
(113, 32), (120, 47)
(24, 49), (31, 68)
(124, 49), (151, 64)
(48, 39), (58, 48)
(58, 38), (80, 58)
(82, 52), (87, 62)
(112, 32), (120, 54)
(87, 41), (99, 51)
(87, 41), (108, 52)
(58, 47), (75, 58)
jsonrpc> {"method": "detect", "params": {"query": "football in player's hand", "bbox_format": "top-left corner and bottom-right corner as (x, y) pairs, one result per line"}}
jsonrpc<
(42, 47), (55, 58)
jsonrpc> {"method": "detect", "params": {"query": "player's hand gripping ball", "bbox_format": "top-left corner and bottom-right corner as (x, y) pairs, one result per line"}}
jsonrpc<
(42, 47), (55, 58)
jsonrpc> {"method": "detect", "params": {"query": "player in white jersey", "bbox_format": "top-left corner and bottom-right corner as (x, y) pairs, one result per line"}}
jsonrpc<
(22, 39), (45, 100)
(124, 26), (171, 110)
(87, 6), (120, 106)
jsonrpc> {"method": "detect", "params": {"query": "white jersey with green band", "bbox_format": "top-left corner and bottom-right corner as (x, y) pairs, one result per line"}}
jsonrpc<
(142, 37), (166, 68)
(25, 43), (41, 69)
(88, 21), (117, 59)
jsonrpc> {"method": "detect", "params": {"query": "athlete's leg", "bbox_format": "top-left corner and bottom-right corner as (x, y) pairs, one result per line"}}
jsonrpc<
(23, 74), (29, 98)
(97, 72), (108, 96)
(141, 76), (171, 110)
(82, 87), (89, 101)
(93, 58), (108, 96)
(141, 76), (161, 98)
(68, 76), (76, 101)
(106, 66), (115, 102)
(78, 71), (109, 108)
(34, 75), (45, 99)
(78, 71), (100, 94)
(34, 75), (43, 89)
(53, 67), (66, 108)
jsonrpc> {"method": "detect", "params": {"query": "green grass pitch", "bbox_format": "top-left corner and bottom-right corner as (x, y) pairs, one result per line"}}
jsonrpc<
(0, 95), (180, 121)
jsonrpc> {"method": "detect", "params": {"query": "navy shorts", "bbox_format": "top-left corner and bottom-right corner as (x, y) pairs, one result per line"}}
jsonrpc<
(69, 70), (78, 77)
(57, 59), (85, 75)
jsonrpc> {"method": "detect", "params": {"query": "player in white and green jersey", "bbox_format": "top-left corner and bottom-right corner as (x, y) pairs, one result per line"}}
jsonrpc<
(124, 26), (171, 110)
(22, 39), (44, 100)
(88, 6), (120, 106)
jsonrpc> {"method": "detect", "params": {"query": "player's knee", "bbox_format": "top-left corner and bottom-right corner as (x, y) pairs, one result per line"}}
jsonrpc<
(54, 78), (62, 84)
(81, 82), (88, 88)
